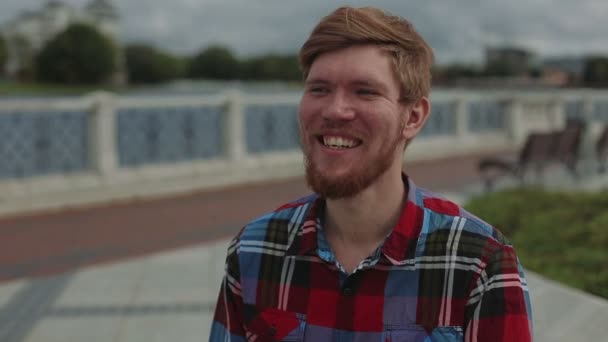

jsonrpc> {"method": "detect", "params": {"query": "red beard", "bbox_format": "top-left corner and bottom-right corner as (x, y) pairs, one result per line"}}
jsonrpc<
(302, 125), (402, 199)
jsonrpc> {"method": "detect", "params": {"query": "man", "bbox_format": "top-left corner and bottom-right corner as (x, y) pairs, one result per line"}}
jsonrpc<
(211, 6), (532, 342)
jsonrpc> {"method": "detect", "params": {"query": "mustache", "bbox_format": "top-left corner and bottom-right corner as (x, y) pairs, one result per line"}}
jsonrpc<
(305, 121), (365, 138)
(318, 120), (356, 130)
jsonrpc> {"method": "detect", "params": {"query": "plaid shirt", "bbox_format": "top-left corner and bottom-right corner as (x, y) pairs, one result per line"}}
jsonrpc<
(210, 176), (533, 341)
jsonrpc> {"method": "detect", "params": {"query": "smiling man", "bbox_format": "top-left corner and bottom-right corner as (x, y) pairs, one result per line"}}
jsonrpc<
(210, 6), (532, 342)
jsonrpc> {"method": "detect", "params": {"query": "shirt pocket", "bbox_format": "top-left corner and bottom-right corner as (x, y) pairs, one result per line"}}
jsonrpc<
(386, 324), (428, 342)
(386, 324), (463, 342)
(246, 307), (306, 342)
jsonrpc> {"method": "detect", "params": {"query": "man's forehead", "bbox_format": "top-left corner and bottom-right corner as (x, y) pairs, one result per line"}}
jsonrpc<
(307, 45), (394, 74)
(305, 76), (387, 89)
(311, 45), (388, 65)
(306, 60), (397, 93)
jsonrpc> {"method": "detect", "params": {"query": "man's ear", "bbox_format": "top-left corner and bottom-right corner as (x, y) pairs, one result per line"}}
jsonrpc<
(402, 97), (430, 140)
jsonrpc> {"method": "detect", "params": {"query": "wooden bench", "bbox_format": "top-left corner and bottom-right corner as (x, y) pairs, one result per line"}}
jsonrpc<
(478, 120), (584, 192)
(551, 120), (584, 177)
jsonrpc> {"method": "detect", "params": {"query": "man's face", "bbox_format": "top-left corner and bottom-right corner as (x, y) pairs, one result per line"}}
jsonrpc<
(298, 45), (408, 199)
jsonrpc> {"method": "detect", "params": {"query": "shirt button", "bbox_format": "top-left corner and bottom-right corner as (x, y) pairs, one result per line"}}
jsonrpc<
(342, 287), (353, 296)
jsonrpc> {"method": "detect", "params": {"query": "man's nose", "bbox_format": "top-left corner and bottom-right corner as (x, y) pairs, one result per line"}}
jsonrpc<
(322, 92), (355, 121)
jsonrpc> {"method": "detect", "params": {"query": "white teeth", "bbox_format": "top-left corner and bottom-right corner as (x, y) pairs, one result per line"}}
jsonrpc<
(322, 136), (358, 149)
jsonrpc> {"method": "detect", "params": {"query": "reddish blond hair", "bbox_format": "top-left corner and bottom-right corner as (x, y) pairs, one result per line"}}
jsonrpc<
(299, 6), (434, 103)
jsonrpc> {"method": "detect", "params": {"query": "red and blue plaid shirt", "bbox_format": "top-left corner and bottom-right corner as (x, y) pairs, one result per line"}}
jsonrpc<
(210, 176), (533, 341)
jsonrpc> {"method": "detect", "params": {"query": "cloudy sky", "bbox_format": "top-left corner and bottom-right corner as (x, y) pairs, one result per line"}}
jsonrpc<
(1, 0), (607, 65)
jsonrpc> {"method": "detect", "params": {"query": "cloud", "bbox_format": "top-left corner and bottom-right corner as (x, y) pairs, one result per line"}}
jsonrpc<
(2, 0), (608, 64)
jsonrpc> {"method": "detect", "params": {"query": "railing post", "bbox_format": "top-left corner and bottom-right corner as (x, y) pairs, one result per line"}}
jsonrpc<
(582, 96), (595, 122)
(223, 90), (246, 161)
(550, 98), (566, 130)
(579, 96), (596, 174)
(89, 91), (118, 178)
(453, 97), (469, 142)
(505, 98), (526, 147)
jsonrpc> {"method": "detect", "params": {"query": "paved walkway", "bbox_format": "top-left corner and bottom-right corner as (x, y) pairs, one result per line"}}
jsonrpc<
(0, 153), (488, 283)
(0, 153), (607, 341)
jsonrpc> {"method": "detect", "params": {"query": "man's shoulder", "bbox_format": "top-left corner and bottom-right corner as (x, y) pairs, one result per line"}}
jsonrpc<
(236, 194), (317, 243)
(417, 187), (509, 246)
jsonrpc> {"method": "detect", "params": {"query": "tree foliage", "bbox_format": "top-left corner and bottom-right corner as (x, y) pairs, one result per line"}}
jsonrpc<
(583, 56), (608, 87)
(0, 35), (7, 75)
(125, 44), (181, 84)
(11, 35), (37, 81)
(188, 45), (239, 80)
(240, 54), (300, 81)
(186, 45), (301, 81)
(36, 23), (116, 84)
(438, 64), (480, 79)
(483, 60), (519, 77)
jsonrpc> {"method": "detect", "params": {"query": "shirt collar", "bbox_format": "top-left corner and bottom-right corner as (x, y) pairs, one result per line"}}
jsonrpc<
(285, 197), (322, 257)
(381, 174), (425, 265)
(285, 174), (425, 265)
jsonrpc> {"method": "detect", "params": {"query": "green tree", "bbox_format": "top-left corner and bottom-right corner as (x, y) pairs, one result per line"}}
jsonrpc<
(441, 63), (480, 79)
(241, 54), (300, 81)
(125, 44), (180, 84)
(188, 45), (239, 80)
(483, 60), (518, 77)
(36, 23), (116, 84)
(12, 35), (36, 81)
(0, 35), (7, 75)
(583, 56), (608, 87)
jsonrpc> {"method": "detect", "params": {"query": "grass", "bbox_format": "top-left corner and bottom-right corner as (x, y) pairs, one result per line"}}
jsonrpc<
(465, 188), (608, 299)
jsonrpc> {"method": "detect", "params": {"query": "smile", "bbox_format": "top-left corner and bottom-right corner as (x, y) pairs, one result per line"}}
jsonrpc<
(318, 135), (362, 149)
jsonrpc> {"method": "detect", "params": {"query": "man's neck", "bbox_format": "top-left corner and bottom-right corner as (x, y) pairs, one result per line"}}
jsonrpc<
(324, 166), (407, 250)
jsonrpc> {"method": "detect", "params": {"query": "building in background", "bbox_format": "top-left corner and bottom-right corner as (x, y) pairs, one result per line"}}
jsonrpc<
(542, 56), (586, 86)
(1, 0), (124, 84)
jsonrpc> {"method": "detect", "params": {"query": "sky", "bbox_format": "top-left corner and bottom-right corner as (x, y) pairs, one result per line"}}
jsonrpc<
(1, 0), (607, 65)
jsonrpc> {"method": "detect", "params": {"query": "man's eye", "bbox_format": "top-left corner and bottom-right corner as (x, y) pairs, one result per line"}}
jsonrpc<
(357, 89), (377, 96)
(309, 87), (328, 94)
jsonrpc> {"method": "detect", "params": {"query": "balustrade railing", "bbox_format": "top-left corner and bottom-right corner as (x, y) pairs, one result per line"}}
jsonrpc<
(1, 89), (607, 215)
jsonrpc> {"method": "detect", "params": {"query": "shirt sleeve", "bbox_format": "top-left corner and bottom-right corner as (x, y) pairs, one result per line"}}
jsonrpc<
(209, 238), (247, 342)
(464, 243), (533, 342)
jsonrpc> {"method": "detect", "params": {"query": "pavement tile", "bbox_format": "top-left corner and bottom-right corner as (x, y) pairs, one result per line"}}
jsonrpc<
(23, 316), (124, 342)
(0, 279), (26, 307)
(53, 259), (147, 307)
(115, 313), (214, 342)
(130, 244), (226, 305)
(527, 272), (608, 342)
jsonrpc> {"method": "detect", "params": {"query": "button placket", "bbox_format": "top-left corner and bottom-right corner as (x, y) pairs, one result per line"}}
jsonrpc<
(268, 325), (277, 336)
(342, 287), (353, 296)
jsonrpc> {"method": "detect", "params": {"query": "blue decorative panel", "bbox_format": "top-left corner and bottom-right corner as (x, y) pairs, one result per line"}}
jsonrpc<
(593, 101), (608, 122)
(245, 104), (300, 154)
(0, 111), (89, 179)
(117, 106), (223, 167)
(420, 102), (456, 137)
(468, 101), (506, 132)
(565, 101), (584, 120)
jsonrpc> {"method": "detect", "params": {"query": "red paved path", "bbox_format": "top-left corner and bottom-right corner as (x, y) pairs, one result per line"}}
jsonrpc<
(0, 152), (503, 283)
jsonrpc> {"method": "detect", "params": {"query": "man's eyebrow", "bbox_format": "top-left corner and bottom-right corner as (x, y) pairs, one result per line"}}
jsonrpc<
(352, 79), (388, 91)
(305, 78), (330, 85)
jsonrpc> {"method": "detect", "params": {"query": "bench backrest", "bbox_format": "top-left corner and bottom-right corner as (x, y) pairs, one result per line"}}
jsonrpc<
(597, 125), (608, 156)
(519, 132), (556, 166)
(552, 125), (583, 163)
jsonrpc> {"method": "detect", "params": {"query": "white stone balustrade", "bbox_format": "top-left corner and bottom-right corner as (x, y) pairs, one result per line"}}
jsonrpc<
(0, 89), (607, 216)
